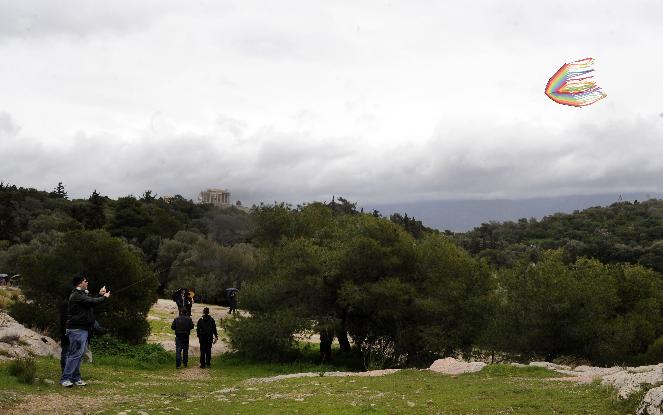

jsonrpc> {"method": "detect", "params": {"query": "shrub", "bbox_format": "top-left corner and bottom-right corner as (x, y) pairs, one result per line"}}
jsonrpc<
(488, 251), (663, 365)
(8, 302), (57, 338)
(224, 311), (304, 362)
(7, 230), (158, 342)
(642, 336), (663, 364)
(90, 334), (170, 367)
(360, 338), (402, 370)
(8, 357), (37, 384)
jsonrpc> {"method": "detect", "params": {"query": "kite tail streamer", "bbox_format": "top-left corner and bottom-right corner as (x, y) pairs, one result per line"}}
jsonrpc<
(545, 58), (607, 107)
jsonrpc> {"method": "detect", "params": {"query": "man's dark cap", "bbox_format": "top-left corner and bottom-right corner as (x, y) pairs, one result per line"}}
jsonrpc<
(203, 307), (210, 315)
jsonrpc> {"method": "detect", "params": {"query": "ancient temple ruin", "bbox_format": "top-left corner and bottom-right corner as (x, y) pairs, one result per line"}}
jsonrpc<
(198, 188), (231, 207)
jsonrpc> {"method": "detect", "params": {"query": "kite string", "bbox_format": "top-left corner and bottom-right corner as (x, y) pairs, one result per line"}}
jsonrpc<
(109, 270), (164, 294)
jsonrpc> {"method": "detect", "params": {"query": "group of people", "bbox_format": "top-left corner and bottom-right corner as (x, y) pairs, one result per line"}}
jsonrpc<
(169, 287), (239, 368)
(171, 306), (218, 368)
(59, 274), (110, 387)
(58, 276), (239, 386)
(172, 287), (238, 316)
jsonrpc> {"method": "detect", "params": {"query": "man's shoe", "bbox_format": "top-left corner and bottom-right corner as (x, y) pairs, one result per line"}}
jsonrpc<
(183, 363), (187, 367)
(74, 380), (87, 386)
(61, 380), (74, 387)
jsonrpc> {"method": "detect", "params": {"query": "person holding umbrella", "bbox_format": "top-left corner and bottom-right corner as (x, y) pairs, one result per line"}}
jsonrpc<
(226, 288), (239, 314)
(172, 287), (194, 316)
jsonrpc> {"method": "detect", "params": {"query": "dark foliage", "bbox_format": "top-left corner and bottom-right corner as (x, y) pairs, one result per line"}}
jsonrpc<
(7, 230), (158, 342)
(484, 250), (663, 365)
(231, 202), (493, 366)
(456, 199), (663, 272)
(7, 357), (37, 384)
(90, 334), (170, 367)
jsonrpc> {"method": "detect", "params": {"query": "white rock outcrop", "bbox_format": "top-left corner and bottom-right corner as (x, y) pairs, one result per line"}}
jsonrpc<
(601, 364), (663, 399)
(527, 361), (663, 411)
(429, 357), (486, 375)
(529, 361), (622, 384)
(0, 311), (61, 359)
(638, 386), (663, 415)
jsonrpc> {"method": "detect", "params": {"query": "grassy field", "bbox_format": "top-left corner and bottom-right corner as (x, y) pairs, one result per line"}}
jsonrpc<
(0, 295), (640, 413)
(0, 354), (638, 415)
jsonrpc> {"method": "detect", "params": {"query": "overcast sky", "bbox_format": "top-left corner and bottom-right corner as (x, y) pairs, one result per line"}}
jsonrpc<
(1, 0), (662, 206)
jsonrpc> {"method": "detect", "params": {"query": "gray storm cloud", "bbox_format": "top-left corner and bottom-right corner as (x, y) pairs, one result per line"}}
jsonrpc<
(1, 1), (662, 205)
(1, 111), (662, 205)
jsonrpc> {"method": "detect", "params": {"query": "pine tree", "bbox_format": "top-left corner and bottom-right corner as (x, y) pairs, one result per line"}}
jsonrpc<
(50, 182), (68, 199)
(140, 190), (156, 203)
(84, 190), (106, 229)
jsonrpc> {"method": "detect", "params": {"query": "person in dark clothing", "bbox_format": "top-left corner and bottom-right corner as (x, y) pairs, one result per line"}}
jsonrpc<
(84, 319), (105, 363)
(171, 308), (194, 368)
(60, 274), (110, 387)
(196, 307), (218, 368)
(226, 288), (238, 314)
(172, 288), (193, 316)
(59, 293), (70, 372)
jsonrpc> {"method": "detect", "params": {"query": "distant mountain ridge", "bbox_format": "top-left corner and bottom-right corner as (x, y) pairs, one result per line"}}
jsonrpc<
(366, 193), (663, 232)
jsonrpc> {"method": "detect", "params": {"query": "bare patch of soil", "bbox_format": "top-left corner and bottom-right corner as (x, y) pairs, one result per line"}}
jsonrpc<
(4, 392), (110, 415)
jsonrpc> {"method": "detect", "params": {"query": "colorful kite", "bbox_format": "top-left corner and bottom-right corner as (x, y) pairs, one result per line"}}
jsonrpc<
(545, 58), (607, 107)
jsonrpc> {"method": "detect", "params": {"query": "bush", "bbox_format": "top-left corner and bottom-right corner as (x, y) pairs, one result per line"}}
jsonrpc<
(8, 357), (37, 384)
(224, 311), (305, 362)
(488, 250), (663, 365)
(7, 230), (158, 342)
(8, 302), (57, 337)
(360, 338), (402, 370)
(90, 334), (170, 367)
(642, 336), (663, 364)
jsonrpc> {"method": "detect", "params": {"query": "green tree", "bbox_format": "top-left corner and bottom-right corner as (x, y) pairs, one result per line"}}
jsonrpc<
(250, 202), (297, 246)
(50, 182), (68, 199)
(156, 229), (262, 301)
(28, 211), (81, 235)
(140, 190), (156, 203)
(489, 250), (663, 365)
(84, 190), (106, 230)
(8, 230), (158, 342)
(235, 204), (492, 366)
(638, 240), (663, 273)
(108, 196), (152, 243)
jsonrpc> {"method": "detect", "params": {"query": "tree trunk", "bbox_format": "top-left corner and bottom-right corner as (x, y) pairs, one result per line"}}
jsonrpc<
(319, 329), (333, 363)
(336, 311), (351, 353)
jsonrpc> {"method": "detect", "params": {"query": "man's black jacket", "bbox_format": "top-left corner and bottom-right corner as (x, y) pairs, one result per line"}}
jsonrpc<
(66, 288), (106, 330)
(196, 315), (218, 338)
(171, 315), (194, 336)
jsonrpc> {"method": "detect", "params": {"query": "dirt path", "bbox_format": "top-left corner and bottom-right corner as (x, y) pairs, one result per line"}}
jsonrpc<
(5, 393), (112, 415)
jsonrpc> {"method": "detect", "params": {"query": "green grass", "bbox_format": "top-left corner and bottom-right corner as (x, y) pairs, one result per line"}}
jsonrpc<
(0, 287), (19, 311)
(0, 355), (638, 414)
(148, 317), (174, 336)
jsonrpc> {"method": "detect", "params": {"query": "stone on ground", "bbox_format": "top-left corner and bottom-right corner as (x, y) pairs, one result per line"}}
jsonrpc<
(428, 357), (486, 375)
(638, 385), (663, 415)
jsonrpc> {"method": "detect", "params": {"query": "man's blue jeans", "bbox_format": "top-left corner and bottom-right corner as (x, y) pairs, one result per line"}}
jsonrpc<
(175, 334), (189, 367)
(61, 329), (88, 383)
